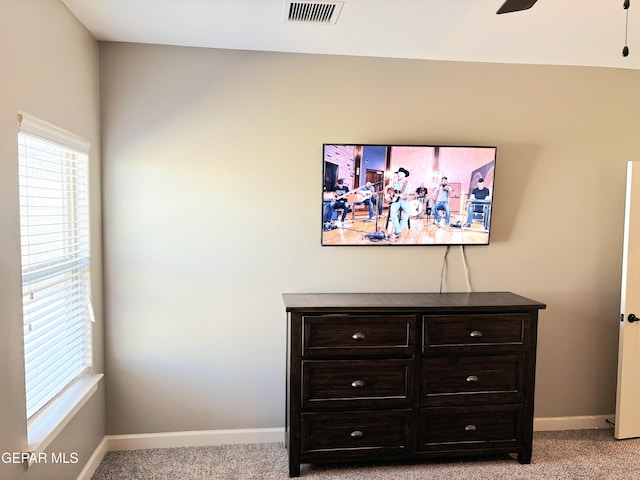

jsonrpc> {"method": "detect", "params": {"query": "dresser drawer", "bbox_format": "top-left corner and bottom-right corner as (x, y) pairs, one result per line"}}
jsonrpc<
(421, 355), (525, 406)
(422, 314), (527, 352)
(301, 410), (412, 454)
(302, 359), (413, 409)
(419, 405), (522, 452)
(302, 315), (415, 357)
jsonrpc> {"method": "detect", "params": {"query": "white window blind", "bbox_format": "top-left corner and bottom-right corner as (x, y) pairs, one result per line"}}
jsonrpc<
(18, 113), (93, 420)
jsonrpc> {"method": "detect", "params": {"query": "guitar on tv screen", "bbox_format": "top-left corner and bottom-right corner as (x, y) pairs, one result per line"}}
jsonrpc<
(322, 144), (497, 246)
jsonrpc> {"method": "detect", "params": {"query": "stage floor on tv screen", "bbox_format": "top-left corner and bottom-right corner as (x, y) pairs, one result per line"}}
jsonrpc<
(322, 212), (490, 246)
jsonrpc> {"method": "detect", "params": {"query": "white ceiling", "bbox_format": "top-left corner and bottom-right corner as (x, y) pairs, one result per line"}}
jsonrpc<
(60, 0), (640, 71)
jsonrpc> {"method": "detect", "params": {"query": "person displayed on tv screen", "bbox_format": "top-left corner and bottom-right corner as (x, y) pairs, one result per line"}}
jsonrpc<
(386, 167), (412, 239)
(357, 181), (381, 220)
(323, 178), (350, 230)
(431, 176), (452, 227)
(415, 182), (429, 218)
(465, 178), (491, 229)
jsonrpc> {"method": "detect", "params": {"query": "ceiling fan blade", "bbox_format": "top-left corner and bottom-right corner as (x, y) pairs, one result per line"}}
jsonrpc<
(497, 0), (538, 14)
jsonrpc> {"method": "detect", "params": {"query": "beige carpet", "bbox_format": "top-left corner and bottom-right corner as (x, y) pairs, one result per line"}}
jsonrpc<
(91, 429), (640, 479)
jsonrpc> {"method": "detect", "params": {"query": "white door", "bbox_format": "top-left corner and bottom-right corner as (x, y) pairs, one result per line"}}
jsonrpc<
(615, 161), (640, 439)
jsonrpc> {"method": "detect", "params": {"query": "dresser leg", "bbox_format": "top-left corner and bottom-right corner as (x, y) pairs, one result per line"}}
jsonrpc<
(517, 449), (532, 464)
(289, 462), (300, 477)
(286, 442), (300, 477)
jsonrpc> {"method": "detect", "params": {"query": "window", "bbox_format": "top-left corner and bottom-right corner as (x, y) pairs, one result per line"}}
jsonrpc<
(18, 113), (94, 422)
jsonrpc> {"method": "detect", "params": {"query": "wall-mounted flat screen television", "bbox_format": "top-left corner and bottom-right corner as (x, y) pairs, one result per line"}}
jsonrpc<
(322, 144), (497, 246)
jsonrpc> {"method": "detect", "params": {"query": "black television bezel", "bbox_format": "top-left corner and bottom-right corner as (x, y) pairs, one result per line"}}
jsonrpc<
(321, 143), (497, 247)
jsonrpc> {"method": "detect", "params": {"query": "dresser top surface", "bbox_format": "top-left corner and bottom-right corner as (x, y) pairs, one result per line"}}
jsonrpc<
(282, 292), (546, 312)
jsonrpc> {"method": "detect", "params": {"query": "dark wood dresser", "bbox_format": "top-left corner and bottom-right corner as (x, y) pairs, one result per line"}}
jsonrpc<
(283, 292), (546, 477)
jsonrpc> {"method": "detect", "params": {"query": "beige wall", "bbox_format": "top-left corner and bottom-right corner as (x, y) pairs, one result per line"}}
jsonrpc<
(0, 1), (104, 479)
(99, 42), (640, 435)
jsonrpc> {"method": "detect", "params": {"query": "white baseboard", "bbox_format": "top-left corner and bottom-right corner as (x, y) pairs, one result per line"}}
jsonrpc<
(106, 426), (285, 451)
(534, 414), (614, 431)
(76, 436), (108, 480)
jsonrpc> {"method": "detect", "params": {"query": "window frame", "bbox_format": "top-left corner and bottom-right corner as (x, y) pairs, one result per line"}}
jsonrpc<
(17, 112), (102, 460)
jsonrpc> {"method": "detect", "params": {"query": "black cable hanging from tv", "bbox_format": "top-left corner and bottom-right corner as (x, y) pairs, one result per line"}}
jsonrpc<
(623, 0), (630, 57)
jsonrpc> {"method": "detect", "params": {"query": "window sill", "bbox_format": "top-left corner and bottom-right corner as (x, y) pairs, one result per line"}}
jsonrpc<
(25, 374), (104, 467)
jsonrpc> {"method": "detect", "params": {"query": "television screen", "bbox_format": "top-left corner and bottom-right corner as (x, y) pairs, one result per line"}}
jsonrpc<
(322, 144), (497, 246)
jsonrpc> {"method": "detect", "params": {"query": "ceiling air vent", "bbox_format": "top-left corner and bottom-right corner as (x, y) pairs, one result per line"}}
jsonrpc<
(284, 1), (344, 24)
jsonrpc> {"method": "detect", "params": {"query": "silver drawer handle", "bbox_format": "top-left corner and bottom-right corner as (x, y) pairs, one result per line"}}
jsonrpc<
(352, 332), (366, 340)
(470, 330), (483, 338)
(351, 380), (365, 388)
(465, 425), (477, 432)
(466, 375), (479, 383)
(350, 430), (364, 438)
